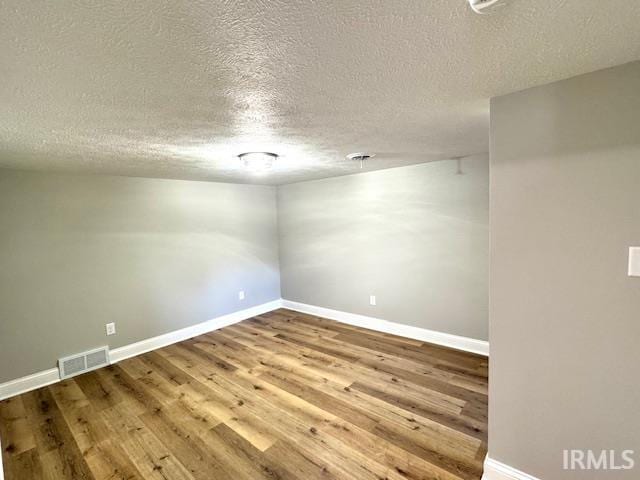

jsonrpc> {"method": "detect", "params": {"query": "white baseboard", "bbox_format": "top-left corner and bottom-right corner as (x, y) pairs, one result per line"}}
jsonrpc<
(482, 457), (541, 480)
(0, 368), (60, 402)
(0, 299), (282, 401)
(0, 297), (487, 402)
(281, 299), (489, 356)
(109, 299), (282, 363)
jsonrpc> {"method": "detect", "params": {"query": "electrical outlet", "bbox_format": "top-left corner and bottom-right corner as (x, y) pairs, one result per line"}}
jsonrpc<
(369, 295), (376, 306)
(238, 290), (245, 300)
(105, 323), (116, 336)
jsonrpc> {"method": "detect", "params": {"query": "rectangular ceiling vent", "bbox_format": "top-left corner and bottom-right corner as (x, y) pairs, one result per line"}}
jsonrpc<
(58, 346), (110, 379)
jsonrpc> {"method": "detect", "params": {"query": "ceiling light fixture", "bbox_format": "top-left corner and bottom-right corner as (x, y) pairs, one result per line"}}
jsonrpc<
(346, 152), (375, 169)
(238, 152), (278, 172)
(468, 0), (510, 14)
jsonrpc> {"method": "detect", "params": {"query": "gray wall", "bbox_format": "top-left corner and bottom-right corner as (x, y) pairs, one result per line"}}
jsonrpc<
(490, 61), (640, 479)
(0, 170), (280, 383)
(278, 157), (489, 341)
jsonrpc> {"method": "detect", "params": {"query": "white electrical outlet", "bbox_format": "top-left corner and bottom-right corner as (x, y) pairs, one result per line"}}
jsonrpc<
(105, 323), (116, 336)
(369, 295), (376, 306)
(238, 290), (245, 300)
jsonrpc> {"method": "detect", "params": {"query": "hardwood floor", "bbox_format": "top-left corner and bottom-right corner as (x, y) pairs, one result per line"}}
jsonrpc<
(0, 309), (488, 480)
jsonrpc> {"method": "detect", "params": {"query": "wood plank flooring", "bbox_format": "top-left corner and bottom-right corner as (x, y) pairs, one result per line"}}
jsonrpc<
(0, 309), (488, 480)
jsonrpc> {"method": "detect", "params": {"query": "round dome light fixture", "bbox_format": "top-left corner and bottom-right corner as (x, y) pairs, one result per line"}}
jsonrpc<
(238, 152), (278, 172)
(346, 152), (375, 169)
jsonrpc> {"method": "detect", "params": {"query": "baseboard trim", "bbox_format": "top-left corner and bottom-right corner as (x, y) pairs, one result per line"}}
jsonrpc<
(280, 300), (489, 356)
(0, 298), (487, 401)
(0, 299), (282, 401)
(0, 368), (61, 402)
(109, 299), (282, 363)
(482, 457), (541, 480)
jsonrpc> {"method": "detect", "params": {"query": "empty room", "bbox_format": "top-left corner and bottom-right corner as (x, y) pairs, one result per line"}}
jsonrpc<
(1, 1), (639, 479)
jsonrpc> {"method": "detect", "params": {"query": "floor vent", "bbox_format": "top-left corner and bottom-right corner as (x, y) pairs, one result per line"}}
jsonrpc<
(58, 346), (110, 379)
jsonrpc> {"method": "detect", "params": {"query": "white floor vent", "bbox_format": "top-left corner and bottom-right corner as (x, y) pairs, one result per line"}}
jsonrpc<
(58, 346), (110, 379)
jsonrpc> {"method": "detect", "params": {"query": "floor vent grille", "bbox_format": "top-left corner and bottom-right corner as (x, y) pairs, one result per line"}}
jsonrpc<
(59, 346), (110, 379)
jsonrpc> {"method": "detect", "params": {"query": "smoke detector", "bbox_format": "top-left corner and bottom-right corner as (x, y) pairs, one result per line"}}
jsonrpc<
(468, 0), (509, 14)
(346, 152), (375, 169)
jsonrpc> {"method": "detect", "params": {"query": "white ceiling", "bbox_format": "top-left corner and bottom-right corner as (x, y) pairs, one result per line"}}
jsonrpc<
(1, 0), (639, 185)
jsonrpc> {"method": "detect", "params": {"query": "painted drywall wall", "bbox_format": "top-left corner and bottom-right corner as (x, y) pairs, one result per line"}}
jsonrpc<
(490, 61), (640, 479)
(0, 170), (280, 383)
(277, 157), (489, 341)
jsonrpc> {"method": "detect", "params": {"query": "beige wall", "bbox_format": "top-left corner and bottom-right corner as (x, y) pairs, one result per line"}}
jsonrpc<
(278, 156), (489, 341)
(490, 61), (640, 478)
(0, 170), (280, 383)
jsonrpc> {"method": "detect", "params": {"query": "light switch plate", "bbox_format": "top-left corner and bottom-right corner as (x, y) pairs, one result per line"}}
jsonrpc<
(106, 323), (116, 336)
(238, 290), (245, 300)
(629, 247), (640, 277)
(369, 295), (376, 306)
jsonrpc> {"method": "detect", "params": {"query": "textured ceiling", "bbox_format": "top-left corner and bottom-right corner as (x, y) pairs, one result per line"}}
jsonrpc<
(1, 0), (640, 185)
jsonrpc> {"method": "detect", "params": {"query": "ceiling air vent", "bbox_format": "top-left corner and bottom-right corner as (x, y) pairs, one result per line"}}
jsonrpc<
(59, 346), (110, 379)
